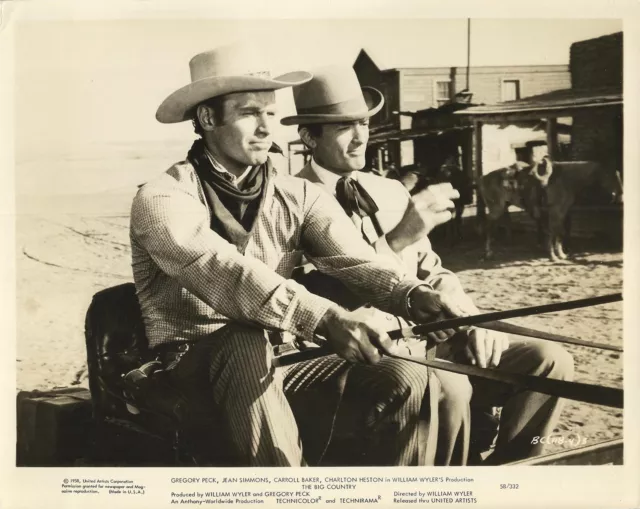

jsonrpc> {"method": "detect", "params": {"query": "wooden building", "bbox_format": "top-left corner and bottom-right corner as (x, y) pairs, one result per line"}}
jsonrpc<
(458, 31), (622, 241)
(352, 49), (571, 171)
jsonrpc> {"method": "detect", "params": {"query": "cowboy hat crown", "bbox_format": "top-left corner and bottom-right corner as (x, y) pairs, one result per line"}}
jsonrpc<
(280, 65), (384, 126)
(156, 43), (312, 124)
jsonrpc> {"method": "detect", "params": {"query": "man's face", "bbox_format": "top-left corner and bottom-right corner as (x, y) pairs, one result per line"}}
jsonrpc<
(312, 119), (370, 175)
(208, 91), (277, 173)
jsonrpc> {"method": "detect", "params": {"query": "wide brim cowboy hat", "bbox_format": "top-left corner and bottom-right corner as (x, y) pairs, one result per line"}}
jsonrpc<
(280, 65), (384, 126)
(156, 43), (313, 124)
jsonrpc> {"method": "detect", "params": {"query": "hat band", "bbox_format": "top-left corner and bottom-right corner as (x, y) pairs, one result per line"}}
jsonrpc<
(245, 70), (271, 79)
(296, 96), (368, 116)
(191, 69), (272, 82)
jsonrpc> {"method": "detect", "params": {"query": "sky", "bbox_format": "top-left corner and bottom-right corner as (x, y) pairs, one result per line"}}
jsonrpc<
(14, 17), (622, 162)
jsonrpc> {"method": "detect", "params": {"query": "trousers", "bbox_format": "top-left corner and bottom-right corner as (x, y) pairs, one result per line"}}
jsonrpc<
(417, 333), (574, 465)
(165, 323), (433, 466)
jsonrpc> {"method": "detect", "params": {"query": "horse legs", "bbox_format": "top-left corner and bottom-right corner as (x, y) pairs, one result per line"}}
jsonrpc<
(548, 209), (567, 261)
(484, 207), (504, 260)
(503, 207), (513, 243)
(554, 236), (568, 260)
(536, 207), (548, 251)
(562, 211), (573, 255)
(484, 219), (494, 260)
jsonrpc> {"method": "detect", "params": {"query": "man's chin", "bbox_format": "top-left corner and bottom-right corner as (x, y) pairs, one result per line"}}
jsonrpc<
(349, 157), (366, 171)
(247, 152), (270, 166)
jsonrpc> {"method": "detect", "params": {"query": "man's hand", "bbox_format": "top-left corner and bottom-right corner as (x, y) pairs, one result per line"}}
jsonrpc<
(407, 285), (470, 343)
(315, 306), (395, 364)
(447, 291), (510, 367)
(462, 328), (510, 368)
(386, 183), (460, 254)
(410, 286), (510, 367)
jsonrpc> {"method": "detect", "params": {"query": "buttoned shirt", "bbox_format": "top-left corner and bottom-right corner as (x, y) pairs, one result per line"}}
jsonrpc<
(130, 157), (423, 348)
(204, 146), (252, 187)
(310, 158), (402, 258)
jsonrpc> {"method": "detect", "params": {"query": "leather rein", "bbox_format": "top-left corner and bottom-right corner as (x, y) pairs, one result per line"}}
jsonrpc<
(274, 293), (623, 409)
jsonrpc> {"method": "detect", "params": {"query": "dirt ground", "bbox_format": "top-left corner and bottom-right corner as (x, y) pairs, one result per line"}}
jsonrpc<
(15, 195), (623, 458)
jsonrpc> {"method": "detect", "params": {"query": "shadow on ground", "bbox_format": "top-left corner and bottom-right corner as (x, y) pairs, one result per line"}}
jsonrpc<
(429, 214), (623, 272)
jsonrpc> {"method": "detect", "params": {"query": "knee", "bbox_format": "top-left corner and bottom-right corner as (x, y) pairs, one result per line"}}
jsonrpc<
(527, 341), (574, 381)
(439, 374), (473, 409)
(373, 361), (431, 408)
(364, 362), (430, 427)
(388, 363), (431, 400)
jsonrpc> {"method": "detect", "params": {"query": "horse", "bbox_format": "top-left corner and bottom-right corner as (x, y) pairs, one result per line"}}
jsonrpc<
(543, 161), (623, 261)
(480, 159), (623, 261)
(480, 160), (543, 260)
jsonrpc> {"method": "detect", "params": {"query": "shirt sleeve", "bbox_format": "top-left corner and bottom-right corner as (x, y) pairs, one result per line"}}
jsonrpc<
(415, 236), (466, 296)
(300, 182), (423, 319)
(389, 183), (469, 299)
(130, 183), (334, 342)
(372, 232), (406, 266)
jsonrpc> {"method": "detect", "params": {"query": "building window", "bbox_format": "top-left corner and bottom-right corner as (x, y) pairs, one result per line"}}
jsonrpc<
(502, 79), (521, 101)
(433, 79), (452, 107)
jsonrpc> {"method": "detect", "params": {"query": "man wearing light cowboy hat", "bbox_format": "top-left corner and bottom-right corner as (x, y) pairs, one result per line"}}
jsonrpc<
(284, 65), (575, 465)
(130, 43), (478, 467)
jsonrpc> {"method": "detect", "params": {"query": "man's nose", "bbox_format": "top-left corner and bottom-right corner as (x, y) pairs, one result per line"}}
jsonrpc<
(352, 124), (368, 144)
(256, 113), (272, 135)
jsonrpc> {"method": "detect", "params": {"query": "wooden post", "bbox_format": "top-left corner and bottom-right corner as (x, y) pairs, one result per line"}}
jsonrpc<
(546, 117), (558, 160)
(474, 120), (486, 219)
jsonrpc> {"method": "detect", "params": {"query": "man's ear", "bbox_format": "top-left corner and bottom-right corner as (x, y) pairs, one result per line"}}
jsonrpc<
(299, 127), (317, 150)
(196, 104), (217, 132)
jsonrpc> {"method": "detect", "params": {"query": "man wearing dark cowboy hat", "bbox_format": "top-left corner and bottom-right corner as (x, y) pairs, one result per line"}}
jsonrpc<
(285, 65), (575, 465)
(129, 43), (473, 467)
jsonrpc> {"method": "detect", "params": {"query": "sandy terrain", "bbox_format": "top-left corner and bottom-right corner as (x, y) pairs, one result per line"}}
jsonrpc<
(15, 186), (623, 458)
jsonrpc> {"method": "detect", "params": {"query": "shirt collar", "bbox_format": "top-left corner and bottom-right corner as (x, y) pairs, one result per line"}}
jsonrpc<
(204, 146), (252, 187)
(310, 158), (357, 196)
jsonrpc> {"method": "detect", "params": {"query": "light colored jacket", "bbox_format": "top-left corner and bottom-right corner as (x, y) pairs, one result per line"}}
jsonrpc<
(296, 163), (467, 331)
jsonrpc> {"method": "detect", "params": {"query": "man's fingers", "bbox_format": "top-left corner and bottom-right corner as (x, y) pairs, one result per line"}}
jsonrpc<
(424, 183), (460, 202)
(360, 327), (387, 364)
(417, 198), (456, 213)
(426, 332), (441, 343)
(490, 332), (509, 367)
(361, 344), (382, 364)
(433, 210), (453, 227)
(442, 328), (458, 338)
(502, 333), (510, 352)
(463, 345), (476, 365)
(433, 330), (449, 342)
(470, 329), (487, 368)
(340, 346), (362, 364)
(488, 334), (501, 367)
(440, 297), (468, 319)
(368, 329), (394, 355)
(425, 200), (456, 213)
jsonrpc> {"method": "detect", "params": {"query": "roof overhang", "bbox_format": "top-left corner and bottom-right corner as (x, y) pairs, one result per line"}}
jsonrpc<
(368, 125), (472, 146)
(456, 86), (622, 122)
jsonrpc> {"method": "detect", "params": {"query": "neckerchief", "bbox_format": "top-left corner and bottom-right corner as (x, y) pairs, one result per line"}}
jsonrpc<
(187, 139), (271, 253)
(335, 176), (384, 238)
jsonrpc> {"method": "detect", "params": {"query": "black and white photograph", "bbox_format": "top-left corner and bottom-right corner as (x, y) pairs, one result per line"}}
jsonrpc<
(1, 2), (639, 508)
